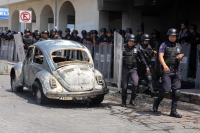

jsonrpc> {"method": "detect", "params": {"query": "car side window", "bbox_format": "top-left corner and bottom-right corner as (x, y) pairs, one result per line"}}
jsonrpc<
(33, 47), (44, 64)
(26, 47), (34, 61)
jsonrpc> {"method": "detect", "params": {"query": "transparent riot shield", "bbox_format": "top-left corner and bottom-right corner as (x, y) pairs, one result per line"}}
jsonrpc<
(7, 41), (11, 61)
(180, 43), (191, 81)
(98, 44), (106, 76)
(113, 32), (123, 90)
(94, 45), (100, 70)
(10, 41), (15, 61)
(0, 41), (5, 59)
(14, 33), (25, 62)
(104, 44), (112, 79)
(13, 41), (18, 62)
(4, 41), (8, 60)
(195, 47), (200, 89)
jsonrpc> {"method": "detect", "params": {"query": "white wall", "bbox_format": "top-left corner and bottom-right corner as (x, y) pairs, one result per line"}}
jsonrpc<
(0, 20), (8, 27)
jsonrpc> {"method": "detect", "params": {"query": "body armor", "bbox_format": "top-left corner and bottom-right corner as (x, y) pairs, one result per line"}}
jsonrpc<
(139, 44), (152, 65)
(23, 36), (33, 50)
(164, 42), (181, 68)
(123, 45), (138, 68)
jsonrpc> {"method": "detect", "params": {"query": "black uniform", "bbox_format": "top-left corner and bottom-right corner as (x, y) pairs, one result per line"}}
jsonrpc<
(39, 37), (51, 41)
(135, 34), (143, 44)
(64, 34), (72, 40)
(96, 34), (108, 44)
(153, 28), (183, 118)
(23, 35), (34, 50)
(71, 36), (81, 42)
(121, 34), (149, 107)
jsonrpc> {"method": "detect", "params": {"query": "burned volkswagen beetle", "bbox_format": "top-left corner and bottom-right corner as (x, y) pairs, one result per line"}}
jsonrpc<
(10, 40), (109, 104)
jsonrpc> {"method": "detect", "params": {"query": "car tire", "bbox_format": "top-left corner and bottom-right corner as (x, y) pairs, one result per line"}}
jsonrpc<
(10, 74), (23, 92)
(33, 81), (49, 105)
(92, 95), (104, 104)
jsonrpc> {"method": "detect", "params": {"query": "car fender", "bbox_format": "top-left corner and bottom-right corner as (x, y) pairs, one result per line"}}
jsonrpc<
(33, 70), (65, 95)
(94, 69), (106, 90)
(10, 62), (23, 86)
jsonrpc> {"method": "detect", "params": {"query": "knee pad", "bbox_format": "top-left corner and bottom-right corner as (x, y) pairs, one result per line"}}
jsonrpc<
(147, 75), (152, 82)
(173, 90), (181, 98)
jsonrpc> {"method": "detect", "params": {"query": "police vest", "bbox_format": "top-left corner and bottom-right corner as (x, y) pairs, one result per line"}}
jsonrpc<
(164, 42), (181, 67)
(139, 44), (152, 65)
(23, 36), (33, 49)
(123, 46), (138, 68)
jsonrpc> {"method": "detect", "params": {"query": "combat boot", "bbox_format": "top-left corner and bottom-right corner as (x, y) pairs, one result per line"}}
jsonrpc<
(153, 99), (160, 112)
(129, 100), (136, 106)
(170, 107), (182, 118)
(122, 101), (126, 107)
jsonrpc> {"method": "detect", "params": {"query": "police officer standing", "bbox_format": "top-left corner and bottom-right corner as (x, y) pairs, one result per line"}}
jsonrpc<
(23, 29), (34, 51)
(153, 28), (185, 118)
(64, 28), (72, 40)
(57, 30), (63, 39)
(33, 31), (41, 43)
(39, 31), (51, 41)
(96, 28), (108, 45)
(50, 28), (59, 40)
(122, 34), (150, 107)
(138, 34), (156, 93)
(71, 30), (81, 42)
(136, 26), (144, 44)
(80, 30), (87, 43)
(178, 21), (188, 44)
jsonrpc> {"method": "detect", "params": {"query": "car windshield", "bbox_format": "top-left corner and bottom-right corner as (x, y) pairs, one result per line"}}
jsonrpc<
(51, 49), (91, 68)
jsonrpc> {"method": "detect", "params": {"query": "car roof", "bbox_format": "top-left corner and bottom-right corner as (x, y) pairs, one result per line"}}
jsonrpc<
(33, 40), (86, 53)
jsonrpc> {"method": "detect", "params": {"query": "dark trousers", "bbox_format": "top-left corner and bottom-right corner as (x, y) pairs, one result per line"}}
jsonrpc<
(155, 68), (181, 110)
(121, 68), (139, 101)
(137, 64), (153, 88)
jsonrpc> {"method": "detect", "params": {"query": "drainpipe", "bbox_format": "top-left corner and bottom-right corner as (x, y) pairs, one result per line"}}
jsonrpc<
(55, 0), (58, 29)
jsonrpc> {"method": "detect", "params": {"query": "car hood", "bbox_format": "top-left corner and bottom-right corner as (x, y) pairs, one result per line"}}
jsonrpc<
(55, 65), (95, 92)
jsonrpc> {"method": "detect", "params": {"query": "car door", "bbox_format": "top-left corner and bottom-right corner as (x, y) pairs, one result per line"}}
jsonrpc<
(23, 46), (35, 88)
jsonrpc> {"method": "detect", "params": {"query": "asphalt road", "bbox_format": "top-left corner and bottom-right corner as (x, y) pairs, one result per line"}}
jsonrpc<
(0, 75), (200, 133)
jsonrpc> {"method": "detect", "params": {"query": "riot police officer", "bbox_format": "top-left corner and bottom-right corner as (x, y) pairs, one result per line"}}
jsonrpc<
(64, 28), (72, 40)
(178, 20), (188, 44)
(121, 34), (150, 107)
(106, 29), (114, 44)
(85, 32), (92, 44)
(33, 31), (41, 43)
(71, 30), (81, 42)
(153, 28), (185, 118)
(50, 28), (58, 39)
(23, 29), (34, 50)
(96, 28), (108, 45)
(57, 30), (63, 39)
(39, 31), (50, 41)
(124, 28), (132, 43)
(186, 24), (200, 79)
(80, 30), (87, 43)
(136, 26), (144, 43)
(138, 34), (156, 93)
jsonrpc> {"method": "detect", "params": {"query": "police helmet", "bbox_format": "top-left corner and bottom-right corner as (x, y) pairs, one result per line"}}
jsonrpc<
(72, 30), (78, 34)
(125, 28), (132, 34)
(65, 28), (71, 32)
(81, 30), (87, 35)
(51, 28), (57, 33)
(34, 30), (39, 33)
(141, 34), (150, 41)
(43, 30), (49, 35)
(167, 28), (178, 36)
(115, 28), (122, 35)
(35, 31), (41, 36)
(86, 32), (90, 36)
(151, 29), (158, 35)
(100, 28), (106, 33)
(126, 34), (136, 41)
(137, 26), (144, 32)
(106, 29), (113, 34)
(189, 24), (197, 31)
(57, 30), (62, 36)
(92, 30), (98, 35)
(181, 20), (188, 27)
(24, 29), (31, 34)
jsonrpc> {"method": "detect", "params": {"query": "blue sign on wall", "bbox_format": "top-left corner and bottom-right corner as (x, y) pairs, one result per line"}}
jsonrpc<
(0, 8), (9, 19)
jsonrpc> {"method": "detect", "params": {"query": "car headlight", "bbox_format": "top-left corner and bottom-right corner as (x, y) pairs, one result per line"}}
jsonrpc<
(96, 76), (103, 85)
(50, 78), (57, 88)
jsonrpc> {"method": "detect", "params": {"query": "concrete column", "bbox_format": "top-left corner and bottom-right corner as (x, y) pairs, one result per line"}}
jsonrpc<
(99, 11), (109, 29)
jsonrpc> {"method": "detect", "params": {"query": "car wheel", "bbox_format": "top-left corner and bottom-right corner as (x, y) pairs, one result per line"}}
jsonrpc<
(92, 95), (104, 104)
(33, 81), (49, 105)
(10, 75), (23, 92)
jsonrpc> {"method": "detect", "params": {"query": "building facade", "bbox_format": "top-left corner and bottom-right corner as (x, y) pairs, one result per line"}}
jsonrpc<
(0, 0), (199, 39)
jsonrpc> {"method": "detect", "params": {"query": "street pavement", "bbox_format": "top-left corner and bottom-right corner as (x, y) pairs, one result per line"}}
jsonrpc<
(0, 75), (200, 133)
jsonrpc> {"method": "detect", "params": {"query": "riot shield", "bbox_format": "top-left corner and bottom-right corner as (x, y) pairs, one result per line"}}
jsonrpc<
(94, 45), (100, 70)
(104, 44), (112, 79)
(4, 41), (8, 60)
(98, 44), (107, 77)
(195, 47), (200, 89)
(113, 32), (123, 90)
(10, 41), (15, 61)
(0, 41), (5, 59)
(180, 43), (191, 81)
(14, 33), (25, 62)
